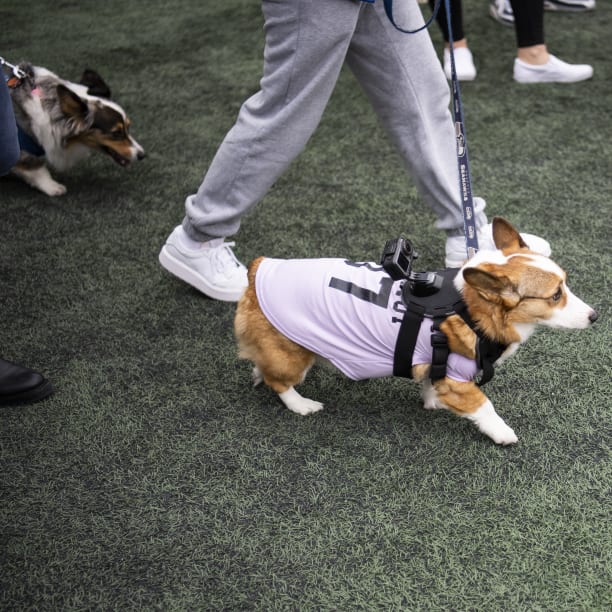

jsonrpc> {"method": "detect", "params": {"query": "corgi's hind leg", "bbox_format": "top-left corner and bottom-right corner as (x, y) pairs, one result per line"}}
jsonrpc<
(252, 366), (263, 386)
(235, 256), (323, 415)
(278, 386), (324, 416)
(237, 310), (323, 415)
(260, 350), (323, 416)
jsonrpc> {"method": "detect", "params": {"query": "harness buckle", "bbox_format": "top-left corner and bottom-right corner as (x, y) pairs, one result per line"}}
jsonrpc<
(430, 327), (449, 381)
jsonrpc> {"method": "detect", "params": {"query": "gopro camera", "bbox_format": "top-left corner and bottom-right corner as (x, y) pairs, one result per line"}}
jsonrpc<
(380, 237), (417, 281)
(380, 236), (444, 296)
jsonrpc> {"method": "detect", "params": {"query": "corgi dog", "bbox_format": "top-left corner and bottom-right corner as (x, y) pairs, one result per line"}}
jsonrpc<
(234, 218), (597, 445)
(7, 62), (145, 196)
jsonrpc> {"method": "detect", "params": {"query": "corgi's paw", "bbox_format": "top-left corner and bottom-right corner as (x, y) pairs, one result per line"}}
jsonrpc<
(468, 400), (518, 446)
(423, 398), (444, 410)
(289, 398), (324, 416)
(252, 366), (263, 387)
(279, 387), (324, 416)
(491, 423), (518, 446)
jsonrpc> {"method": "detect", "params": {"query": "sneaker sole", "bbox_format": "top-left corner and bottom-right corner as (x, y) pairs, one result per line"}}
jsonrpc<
(544, 1), (595, 11)
(0, 379), (54, 406)
(514, 69), (593, 84)
(159, 246), (246, 302)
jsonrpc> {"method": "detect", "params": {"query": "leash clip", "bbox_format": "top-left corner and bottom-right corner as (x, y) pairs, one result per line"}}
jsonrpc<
(1, 56), (27, 87)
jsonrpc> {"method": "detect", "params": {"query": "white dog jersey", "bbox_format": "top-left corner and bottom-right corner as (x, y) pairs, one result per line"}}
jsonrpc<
(256, 258), (478, 382)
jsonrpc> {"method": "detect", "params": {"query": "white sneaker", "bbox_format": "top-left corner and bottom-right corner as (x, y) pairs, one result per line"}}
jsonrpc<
(444, 48), (477, 81)
(159, 226), (248, 302)
(489, 0), (514, 26)
(544, 0), (596, 11)
(513, 54), (593, 83)
(445, 224), (552, 268)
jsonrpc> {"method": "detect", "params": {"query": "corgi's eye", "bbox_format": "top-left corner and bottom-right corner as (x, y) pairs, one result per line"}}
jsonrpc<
(552, 288), (562, 302)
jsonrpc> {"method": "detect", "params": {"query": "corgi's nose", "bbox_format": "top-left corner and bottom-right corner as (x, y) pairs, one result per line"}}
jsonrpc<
(137, 150), (146, 161)
(589, 310), (598, 324)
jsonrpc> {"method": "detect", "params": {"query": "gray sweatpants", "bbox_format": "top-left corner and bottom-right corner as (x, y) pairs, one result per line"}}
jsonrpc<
(182, 0), (487, 242)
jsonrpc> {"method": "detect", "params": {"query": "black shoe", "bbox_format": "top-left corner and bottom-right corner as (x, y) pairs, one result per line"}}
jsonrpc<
(0, 358), (54, 406)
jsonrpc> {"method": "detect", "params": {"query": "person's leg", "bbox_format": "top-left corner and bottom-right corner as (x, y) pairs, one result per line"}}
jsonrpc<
(429, 0), (465, 43)
(347, 1), (549, 266)
(0, 82), (54, 405)
(160, 0), (363, 300)
(0, 78), (20, 176)
(429, 0), (476, 80)
(347, 0), (486, 236)
(511, 0), (545, 54)
(182, 0), (361, 243)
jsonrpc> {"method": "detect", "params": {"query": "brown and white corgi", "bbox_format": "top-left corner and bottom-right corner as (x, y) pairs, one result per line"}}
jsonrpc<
(7, 62), (144, 196)
(234, 218), (597, 445)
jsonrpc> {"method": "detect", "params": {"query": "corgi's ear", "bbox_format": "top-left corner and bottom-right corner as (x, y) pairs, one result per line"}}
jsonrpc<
(492, 217), (528, 255)
(463, 266), (520, 307)
(79, 69), (112, 99)
(57, 84), (89, 120)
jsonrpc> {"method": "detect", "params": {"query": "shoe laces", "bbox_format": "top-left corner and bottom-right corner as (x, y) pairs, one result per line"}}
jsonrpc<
(211, 241), (242, 276)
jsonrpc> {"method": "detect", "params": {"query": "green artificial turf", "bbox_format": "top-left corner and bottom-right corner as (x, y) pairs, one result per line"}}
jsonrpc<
(1, 0), (610, 609)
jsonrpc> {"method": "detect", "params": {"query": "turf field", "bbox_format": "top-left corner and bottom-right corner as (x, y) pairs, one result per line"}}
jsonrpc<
(1, 1), (610, 609)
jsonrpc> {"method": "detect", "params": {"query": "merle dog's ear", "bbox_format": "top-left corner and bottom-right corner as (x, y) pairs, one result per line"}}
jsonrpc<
(57, 84), (88, 120)
(79, 69), (111, 98)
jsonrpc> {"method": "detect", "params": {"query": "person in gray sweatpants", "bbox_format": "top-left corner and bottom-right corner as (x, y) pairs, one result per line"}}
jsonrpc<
(158, 0), (547, 302)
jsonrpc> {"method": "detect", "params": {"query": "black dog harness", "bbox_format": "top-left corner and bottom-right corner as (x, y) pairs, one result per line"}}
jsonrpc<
(393, 268), (507, 386)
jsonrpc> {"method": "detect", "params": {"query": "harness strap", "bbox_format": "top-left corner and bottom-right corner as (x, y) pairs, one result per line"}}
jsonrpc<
(430, 317), (449, 381)
(393, 275), (508, 386)
(453, 303), (507, 386)
(393, 304), (423, 379)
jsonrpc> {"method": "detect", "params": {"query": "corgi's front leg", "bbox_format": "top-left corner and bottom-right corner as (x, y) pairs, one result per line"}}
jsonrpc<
(430, 378), (518, 445)
(465, 399), (518, 446)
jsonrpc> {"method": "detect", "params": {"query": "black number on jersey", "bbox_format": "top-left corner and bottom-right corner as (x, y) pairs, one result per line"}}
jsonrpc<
(329, 261), (393, 308)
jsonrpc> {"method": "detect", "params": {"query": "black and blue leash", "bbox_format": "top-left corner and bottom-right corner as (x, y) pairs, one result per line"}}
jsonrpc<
(377, 0), (480, 260)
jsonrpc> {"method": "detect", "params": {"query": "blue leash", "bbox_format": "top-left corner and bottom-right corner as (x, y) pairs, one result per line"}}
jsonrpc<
(441, 0), (479, 258)
(379, 0), (479, 259)
(382, 0), (441, 34)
